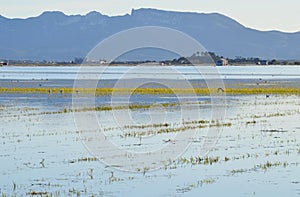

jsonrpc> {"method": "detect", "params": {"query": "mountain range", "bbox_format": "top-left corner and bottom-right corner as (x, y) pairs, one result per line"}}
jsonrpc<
(1, 8), (300, 61)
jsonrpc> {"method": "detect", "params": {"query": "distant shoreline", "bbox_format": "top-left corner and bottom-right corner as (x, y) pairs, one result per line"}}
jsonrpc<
(2, 63), (299, 67)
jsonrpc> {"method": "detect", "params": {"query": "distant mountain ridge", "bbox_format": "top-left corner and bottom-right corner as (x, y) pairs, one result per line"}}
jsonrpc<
(1, 8), (300, 61)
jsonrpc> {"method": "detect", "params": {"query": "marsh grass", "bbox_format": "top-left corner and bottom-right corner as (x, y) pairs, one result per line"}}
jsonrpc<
(164, 146), (299, 172)
(176, 178), (215, 193)
(1, 102), (184, 119)
(1, 87), (299, 95)
(167, 156), (220, 167)
(121, 122), (232, 138)
(231, 161), (298, 175)
(26, 191), (50, 196)
(1, 91), (299, 196)
(69, 157), (98, 164)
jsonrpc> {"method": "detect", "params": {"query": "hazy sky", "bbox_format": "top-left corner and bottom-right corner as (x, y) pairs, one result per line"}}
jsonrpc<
(1, 0), (299, 32)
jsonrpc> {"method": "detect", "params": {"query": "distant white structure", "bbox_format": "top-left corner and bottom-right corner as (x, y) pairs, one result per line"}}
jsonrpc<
(216, 58), (228, 66)
(100, 60), (107, 64)
(0, 60), (8, 66)
(256, 60), (269, 65)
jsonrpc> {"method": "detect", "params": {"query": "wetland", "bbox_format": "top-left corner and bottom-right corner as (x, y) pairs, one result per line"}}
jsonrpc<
(0, 65), (299, 196)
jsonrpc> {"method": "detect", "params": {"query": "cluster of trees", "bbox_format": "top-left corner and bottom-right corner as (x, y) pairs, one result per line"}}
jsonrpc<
(228, 57), (300, 65)
(160, 52), (220, 65)
(3, 53), (300, 66)
(161, 52), (300, 65)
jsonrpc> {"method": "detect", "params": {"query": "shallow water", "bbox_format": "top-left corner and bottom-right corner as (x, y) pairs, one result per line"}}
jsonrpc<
(0, 93), (299, 196)
(1, 65), (300, 80)
(0, 66), (299, 196)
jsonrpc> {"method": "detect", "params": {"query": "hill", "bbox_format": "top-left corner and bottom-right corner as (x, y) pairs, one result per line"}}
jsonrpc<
(1, 8), (300, 61)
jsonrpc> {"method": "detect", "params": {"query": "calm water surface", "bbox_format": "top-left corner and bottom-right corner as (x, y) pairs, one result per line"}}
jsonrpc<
(1, 65), (300, 80)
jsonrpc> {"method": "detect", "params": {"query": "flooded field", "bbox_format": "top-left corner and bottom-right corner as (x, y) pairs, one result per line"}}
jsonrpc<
(0, 93), (299, 196)
(0, 66), (299, 196)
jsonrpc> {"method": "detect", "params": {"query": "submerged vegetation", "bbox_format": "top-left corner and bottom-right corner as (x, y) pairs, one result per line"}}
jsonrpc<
(1, 88), (299, 196)
(176, 178), (216, 193)
(121, 121), (232, 138)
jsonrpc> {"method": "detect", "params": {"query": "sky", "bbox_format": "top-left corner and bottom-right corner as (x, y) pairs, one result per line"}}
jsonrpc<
(1, 0), (299, 32)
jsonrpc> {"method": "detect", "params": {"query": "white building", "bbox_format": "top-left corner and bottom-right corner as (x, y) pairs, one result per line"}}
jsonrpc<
(216, 58), (228, 66)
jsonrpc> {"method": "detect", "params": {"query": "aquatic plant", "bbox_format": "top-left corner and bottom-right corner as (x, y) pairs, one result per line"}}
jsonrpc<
(121, 121), (232, 138)
(69, 157), (98, 163)
(224, 157), (230, 162)
(26, 191), (50, 196)
(88, 168), (94, 180)
(176, 156), (220, 166)
(177, 178), (216, 193)
(260, 161), (282, 170)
